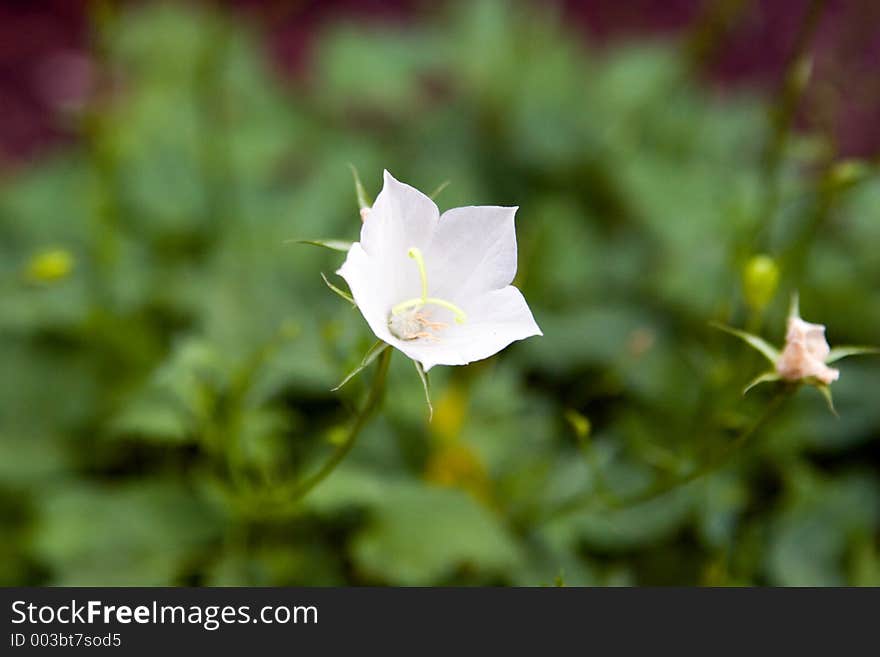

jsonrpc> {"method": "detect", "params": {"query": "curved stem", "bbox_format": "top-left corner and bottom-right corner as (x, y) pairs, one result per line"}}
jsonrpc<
(286, 347), (393, 504)
(546, 386), (793, 520)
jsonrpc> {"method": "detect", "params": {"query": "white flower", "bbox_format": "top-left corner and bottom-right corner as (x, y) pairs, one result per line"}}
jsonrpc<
(776, 316), (839, 385)
(337, 170), (542, 371)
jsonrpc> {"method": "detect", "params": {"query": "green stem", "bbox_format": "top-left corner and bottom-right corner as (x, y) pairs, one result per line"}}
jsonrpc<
(754, 0), (827, 249)
(286, 347), (393, 504)
(546, 386), (793, 520)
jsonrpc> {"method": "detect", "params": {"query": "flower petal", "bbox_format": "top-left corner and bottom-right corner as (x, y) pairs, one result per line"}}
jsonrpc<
(788, 317), (831, 361)
(343, 170), (441, 322)
(778, 316), (838, 383)
(337, 243), (398, 345)
(425, 205), (519, 301)
(776, 340), (840, 384)
(360, 170), (439, 259)
(338, 243), (436, 357)
(397, 286), (542, 371)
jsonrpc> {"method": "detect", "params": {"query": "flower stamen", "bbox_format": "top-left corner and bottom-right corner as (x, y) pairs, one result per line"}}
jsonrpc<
(391, 297), (467, 323)
(388, 247), (467, 340)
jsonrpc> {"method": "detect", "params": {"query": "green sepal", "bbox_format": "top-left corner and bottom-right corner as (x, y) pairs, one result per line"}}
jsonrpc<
(711, 321), (780, 364)
(348, 163), (373, 210)
(815, 382), (838, 417)
(743, 371), (782, 395)
(788, 291), (800, 319)
(825, 346), (880, 364)
(332, 341), (390, 392)
(321, 272), (355, 305)
(413, 360), (433, 422)
(290, 239), (353, 252)
(428, 180), (450, 200)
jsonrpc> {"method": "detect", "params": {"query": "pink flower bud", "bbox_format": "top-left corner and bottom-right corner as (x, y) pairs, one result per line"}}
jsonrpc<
(776, 317), (839, 384)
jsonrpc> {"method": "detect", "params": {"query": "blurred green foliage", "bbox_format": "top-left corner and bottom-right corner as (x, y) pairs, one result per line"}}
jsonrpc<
(1, 0), (878, 586)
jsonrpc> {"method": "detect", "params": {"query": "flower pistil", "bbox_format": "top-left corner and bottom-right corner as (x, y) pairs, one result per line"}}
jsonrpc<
(388, 247), (467, 341)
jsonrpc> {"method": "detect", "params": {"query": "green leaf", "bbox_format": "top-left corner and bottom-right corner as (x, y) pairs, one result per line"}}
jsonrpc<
(413, 360), (433, 421)
(768, 472), (880, 585)
(351, 480), (522, 585)
(332, 341), (389, 392)
(348, 163), (373, 209)
(743, 371), (782, 395)
(711, 321), (780, 364)
(291, 239), (353, 252)
(303, 465), (389, 513)
(826, 346), (880, 364)
(33, 481), (221, 585)
(321, 272), (355, 305)
(558, 485), (696, 552)
(108, 399), (192, 444)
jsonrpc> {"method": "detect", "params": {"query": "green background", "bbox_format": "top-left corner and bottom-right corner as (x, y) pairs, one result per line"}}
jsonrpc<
(1, 1), (878, 586)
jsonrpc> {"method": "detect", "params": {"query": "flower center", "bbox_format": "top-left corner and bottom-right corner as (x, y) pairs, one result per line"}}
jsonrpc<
(387, 247), (467, 341)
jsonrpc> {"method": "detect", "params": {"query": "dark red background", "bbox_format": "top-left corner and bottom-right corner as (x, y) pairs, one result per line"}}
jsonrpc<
(1, 0), (878, 168)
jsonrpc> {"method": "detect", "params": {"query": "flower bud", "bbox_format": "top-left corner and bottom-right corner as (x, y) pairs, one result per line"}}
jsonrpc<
(742, 254), (779, 313)
(827, 159), (870, 191)
(26, 248), (74, 283)
(564, 409), (591, 441)
(776, 316), (839, 385)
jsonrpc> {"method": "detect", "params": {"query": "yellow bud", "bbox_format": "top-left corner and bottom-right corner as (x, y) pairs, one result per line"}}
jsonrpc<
(828, 159), (870, 190)
(742, 254), (779, 313)
(26, 248), (74, 283)
(564, 409), (591, 441)
(325, 425), (348, 446)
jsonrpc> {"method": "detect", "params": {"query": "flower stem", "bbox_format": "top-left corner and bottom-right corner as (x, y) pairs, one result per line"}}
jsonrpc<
(286, 346), (393, 504)
(754, 0), (827, 249)
(546, 386), (793, 520)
